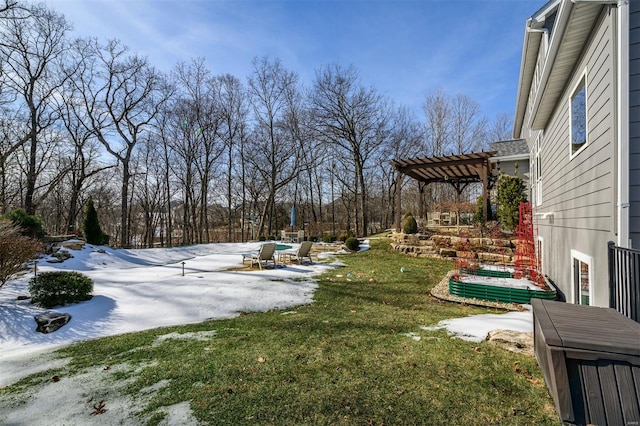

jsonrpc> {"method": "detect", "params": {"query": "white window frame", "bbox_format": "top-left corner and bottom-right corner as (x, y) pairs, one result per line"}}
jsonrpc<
(534, 131), (543, 206)
(537, 236), (544, 275)
(570, 249), (593, 305)
(569, 71), (588, 159)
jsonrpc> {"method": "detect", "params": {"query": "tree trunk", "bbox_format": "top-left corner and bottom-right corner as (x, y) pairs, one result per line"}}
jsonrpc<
(24, 112), (38, 215)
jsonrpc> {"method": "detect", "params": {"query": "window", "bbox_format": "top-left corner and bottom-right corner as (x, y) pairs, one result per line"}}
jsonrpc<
(534, 132), (542, 206)
(570, 75), (587, 156)
(571, 250), (592, 305)
(537, 236), (544, 275)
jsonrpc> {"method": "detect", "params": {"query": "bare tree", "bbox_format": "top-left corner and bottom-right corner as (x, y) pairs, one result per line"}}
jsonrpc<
(77, 39), (172, 247)
(247, 56), (306, 237)
(133, 135), (165, 247)
(310, 63), (388, 236)
(213, 73), (248, 242)
(422, 87), (452, 157)
(0, 3), (72, 215)
(0, 113), (27, 212)
(450, 93), (487, 154)
(487, 112), (513, 143)
(378, 105), (423, 225)
(58, 41), (116, 231)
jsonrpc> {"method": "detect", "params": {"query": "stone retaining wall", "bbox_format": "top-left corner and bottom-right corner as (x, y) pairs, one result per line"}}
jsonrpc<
(390, 232), (516, 264)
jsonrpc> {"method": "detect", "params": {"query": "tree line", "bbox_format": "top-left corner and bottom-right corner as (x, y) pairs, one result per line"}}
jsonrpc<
(1, 1), (513, 247)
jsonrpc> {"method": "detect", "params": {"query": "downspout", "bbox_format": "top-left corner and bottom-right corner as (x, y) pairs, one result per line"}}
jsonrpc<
(617, 0), (630, 248)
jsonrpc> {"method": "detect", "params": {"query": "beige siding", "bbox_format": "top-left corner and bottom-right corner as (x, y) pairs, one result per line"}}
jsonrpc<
(534, 10), (616, 306)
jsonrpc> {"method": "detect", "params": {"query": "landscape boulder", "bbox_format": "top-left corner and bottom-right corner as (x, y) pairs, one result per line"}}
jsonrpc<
(486, 329), (533, 356)
(34, 311), (71, 334)
(46, 250), (73, 263)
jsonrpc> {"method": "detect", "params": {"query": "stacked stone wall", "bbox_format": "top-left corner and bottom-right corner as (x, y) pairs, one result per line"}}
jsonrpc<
(390, 232), (515, 264)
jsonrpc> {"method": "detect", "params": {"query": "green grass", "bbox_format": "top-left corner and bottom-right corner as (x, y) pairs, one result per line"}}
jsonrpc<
(1, 239), (560, 425)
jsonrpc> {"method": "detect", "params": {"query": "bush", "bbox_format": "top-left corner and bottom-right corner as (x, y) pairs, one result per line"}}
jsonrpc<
(83, 197), (106, 245)
(344, 237), (360, 252)
(401, 213), (418, 234)
(338, 231), (354, 242)
(29, 271), (93, 308)
(475, 196), (493, 224)
(322, 235), (335, 244)
(258, 235), (266, 241)
(0, 219), (42, 288)
(2, 209), (44, 239)
(496, 174), (527, 231)
(403, 211), (414, 219)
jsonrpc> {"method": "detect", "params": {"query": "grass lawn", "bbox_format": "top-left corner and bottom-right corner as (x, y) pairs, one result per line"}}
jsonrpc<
(1, 238), (560, 425)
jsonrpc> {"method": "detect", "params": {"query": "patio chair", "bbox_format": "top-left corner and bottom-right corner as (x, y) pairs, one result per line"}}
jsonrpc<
(242, 242), (277, 270)
(290, 240), (313, 264)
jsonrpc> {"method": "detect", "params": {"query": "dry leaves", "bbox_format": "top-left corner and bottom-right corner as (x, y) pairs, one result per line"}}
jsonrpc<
(513, 362), (542, 385)
(90, 400), (107, 416)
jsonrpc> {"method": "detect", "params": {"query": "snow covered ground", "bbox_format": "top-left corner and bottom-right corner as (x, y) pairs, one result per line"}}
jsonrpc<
(0, 241), (341, 386)
(1, 240), (531, 388)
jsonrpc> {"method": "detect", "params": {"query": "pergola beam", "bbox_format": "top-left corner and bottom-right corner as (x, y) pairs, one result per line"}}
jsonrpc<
(392, 151), (498, 231)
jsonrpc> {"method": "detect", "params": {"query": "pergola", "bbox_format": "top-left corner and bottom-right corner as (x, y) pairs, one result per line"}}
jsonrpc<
(391, 151), (498, 231)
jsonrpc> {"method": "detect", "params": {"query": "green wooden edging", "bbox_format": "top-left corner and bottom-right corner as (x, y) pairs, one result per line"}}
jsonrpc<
(449, 278), (556, 304)
(459, 268), (513, 278)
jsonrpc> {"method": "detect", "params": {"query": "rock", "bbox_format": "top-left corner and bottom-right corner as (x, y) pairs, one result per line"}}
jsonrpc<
(17, 295), (30, 301)
(34, 311), (71, 334)
(439, 248), (457, 257)
(478, 252), (511, 263)
(47, 250), (73, 263)
(63, 241), (84, 250)
(456, 251), (477, 259)
(487, 329), (533, 356)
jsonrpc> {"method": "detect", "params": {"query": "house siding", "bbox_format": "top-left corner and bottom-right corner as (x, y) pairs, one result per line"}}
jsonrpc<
(496, 159), (530, 182)
(532, 9), (616, 306)
(630, 0), (640, 249)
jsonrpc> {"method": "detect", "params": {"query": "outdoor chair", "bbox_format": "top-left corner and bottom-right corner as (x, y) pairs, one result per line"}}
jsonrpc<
(290, 240), (313, 264)
(242, 242), (277, 270)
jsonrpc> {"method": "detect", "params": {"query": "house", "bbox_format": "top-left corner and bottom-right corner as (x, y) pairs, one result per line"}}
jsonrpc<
(513, 0), (638, 307)
(489, 139), (530, 187)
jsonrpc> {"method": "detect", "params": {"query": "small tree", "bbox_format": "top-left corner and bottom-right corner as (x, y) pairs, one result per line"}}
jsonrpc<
(83, 197), (105, 245)
(344, 237), (360, 252)
(474, 196), (493, 224)
(0, 219), (41, 288)
(402, 212), (418, 234)
(496, 174), (527, 231)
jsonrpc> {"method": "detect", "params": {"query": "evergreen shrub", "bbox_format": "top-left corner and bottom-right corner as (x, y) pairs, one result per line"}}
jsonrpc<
(345, 237), (360, 252)
(83, 198), (105, 245)
(3, 209), (44, 239)
(338, 231), (354, 242)
(475, 196), (493, 224)
(496, 174), (527, 231)
(401, 213), (418, 234)
(29, 271), (93, 308)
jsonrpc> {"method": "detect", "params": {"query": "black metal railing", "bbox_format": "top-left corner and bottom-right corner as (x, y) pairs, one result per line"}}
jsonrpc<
(608, 241), (640, 322)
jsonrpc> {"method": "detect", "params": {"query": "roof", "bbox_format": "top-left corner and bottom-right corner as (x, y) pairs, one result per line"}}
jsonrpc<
(489, 139), (529, 159)
(391, 151), (498, 186)
(513, 0), (608, 137)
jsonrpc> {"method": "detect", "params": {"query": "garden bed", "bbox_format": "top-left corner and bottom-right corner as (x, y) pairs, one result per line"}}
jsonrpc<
(458, 265), (514, 278)
(449, 273), (556, 305)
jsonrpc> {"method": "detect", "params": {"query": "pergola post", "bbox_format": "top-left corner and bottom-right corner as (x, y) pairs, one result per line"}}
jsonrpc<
(391, 151), (497, 227)
(480, 159), (489, 222)
(395, 173), (404, 232)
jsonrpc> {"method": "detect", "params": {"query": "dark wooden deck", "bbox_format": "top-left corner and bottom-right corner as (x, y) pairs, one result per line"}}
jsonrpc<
(532, 299), (640, 425)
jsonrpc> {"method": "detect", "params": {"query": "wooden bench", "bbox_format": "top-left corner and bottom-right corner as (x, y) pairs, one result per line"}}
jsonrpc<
(532, 298), (640, 425)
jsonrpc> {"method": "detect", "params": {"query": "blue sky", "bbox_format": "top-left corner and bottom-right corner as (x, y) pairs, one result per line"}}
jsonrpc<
(46, 0), (544, 122)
